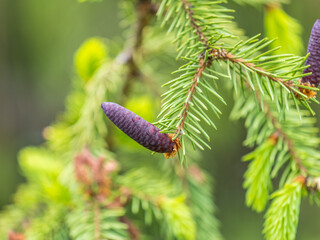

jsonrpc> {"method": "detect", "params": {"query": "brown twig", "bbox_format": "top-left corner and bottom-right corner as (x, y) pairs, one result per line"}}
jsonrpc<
(120, 217), (140, 240)
(182, 0), (208, 47)
(263, 101), (308, 175)
(250, 87), (309, 175)
(176, 52), (214, 134)
(222, 50), (295, 91)
(178, 0), (225, 134)
(120, 0), (157, 104)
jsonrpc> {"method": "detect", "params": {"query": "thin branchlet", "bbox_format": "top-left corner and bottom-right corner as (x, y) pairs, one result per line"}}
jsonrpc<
(176, 54), (214, 134)
(246, 81), (309, 175)
(120, 217), (140, 240)
(175, 0), (220, 136)
(240, 78), (309, 179)
(181, 0), (209, 47)
(223, 51), (295, 91)
(120, 0), (158, 103)
(263, 101), (308, 175)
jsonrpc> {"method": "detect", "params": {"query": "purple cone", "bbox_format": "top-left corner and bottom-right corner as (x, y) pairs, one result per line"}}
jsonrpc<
(101, 102), (175, 153)
(302, 19), (320, 87)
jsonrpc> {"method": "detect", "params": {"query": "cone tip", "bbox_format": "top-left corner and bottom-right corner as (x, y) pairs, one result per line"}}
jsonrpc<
(101, 102), (109, 111)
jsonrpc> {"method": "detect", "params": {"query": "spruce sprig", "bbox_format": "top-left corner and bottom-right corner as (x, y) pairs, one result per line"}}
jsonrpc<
(67, 204), (129, 240)
(231, 86), (320, 237)
(118, 167), (196, 240)
(157, 0), (316, 162)
(187, 166), (222, 240)
(263, 181), (302, 240)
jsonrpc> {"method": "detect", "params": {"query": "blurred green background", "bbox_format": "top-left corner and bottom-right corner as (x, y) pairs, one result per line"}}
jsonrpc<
(0, 0), (319, 239)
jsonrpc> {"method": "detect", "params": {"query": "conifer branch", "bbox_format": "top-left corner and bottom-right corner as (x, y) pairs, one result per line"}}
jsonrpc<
(186, 165), (222, 240)
(67, 204), (128, 240)
(263, 180), (302, 240)
(180, 0), (308, 98)
(260, 95), (308, 175)
(118, 167), (196, 239)
(239, 84), (316, 181)
(232, 77), (320, 215)
(157, 0), (317, 162)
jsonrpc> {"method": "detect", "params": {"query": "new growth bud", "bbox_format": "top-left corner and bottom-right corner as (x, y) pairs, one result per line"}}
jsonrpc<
(302, 19), (320, 87)
(101, 102), (180, 158)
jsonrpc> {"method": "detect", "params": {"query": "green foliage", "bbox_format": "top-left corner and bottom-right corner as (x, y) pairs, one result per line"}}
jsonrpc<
(160, 195), (196, 240)
(265, 5), (304, 55)
(71, 61), (120, 150)
(19, 147), (71, 204)
(117, 166), (220, 239)
(0, 189), (35, 238)
(187, 173), (222, 240)
(67, 205), (128, 240)
(263, 181), (302, 240)
(243, 140), (275, 212)
(157, 0), (315, 164)
(232, 86), (320, 210)
(118, 167), (177, 201)
(47, 59), (123, 153)
(119, 166), (179, 237)
(45, 90), (86, 153)
(232, 89), (320, 178)
(75, 38), (108, 82)
(24, 205), (69, 240)
(0, 148), (71, 239)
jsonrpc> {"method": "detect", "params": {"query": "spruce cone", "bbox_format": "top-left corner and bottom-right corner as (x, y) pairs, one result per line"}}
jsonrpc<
(302, 19), (320, 87)
(101, 102), (180, 157)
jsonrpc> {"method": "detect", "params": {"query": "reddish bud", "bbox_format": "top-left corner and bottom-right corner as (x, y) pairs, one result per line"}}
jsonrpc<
(74, 148), (114, 200)
(8, 231), (25, 240)
(188, 164), (206, 183)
